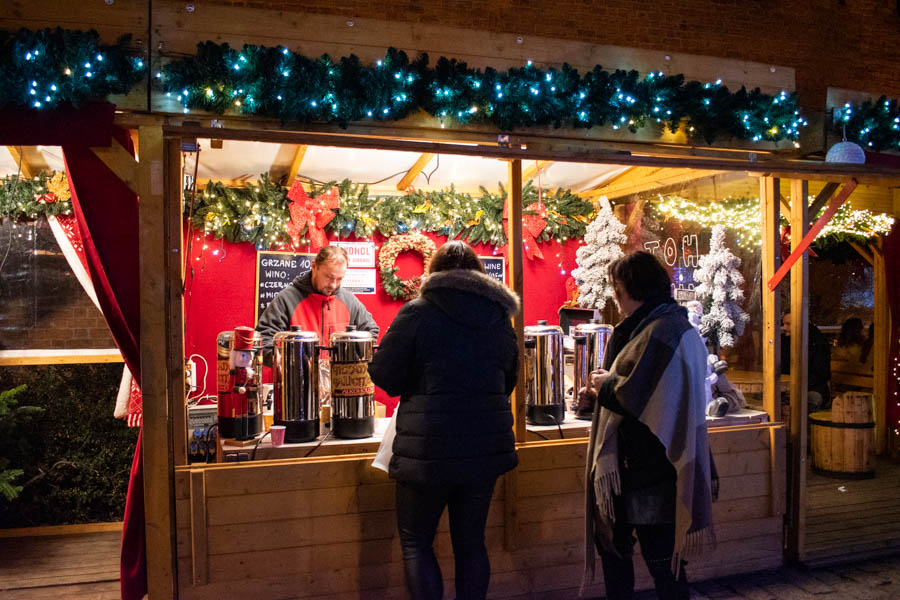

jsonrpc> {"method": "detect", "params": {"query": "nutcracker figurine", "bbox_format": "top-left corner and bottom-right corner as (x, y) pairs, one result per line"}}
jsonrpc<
(230, 326), (262, 440)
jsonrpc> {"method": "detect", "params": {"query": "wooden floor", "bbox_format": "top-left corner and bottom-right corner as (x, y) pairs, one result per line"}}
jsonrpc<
(806, 455), (900, 566)
(0, 530), (120, 599)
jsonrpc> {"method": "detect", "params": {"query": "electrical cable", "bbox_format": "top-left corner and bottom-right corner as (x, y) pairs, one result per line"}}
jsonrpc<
(527, 428), (550, 441)
(303, 429), (334, 458)
(185, 353), (208, 402)
(250, 429), (271, 462)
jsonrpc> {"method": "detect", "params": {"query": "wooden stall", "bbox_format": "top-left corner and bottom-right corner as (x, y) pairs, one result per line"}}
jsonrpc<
(3, 3), (900, 598)
(175, 424), (785, 599)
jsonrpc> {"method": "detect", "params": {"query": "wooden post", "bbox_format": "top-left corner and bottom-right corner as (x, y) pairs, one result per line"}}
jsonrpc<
(507, 159), (525, 443)
(504, 159), (524, 552)
(139, 125), (180, 598)
(787, 178), (809, 561)
(168, 137), (188, 468)
(760, 176), (781, 423)
(873, 238), (889, 454)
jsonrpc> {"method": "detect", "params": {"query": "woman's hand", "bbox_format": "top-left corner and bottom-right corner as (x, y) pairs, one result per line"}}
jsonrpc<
(590, 369), (610, 390)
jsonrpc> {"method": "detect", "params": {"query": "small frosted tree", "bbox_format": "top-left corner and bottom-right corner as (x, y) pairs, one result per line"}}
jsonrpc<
(694, 225), (750, 350)
(572, 196), (626, 310)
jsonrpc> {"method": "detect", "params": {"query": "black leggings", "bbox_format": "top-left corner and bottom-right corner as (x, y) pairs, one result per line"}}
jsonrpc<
(395, 479), (497, 600)
(598, 515), (689, 600)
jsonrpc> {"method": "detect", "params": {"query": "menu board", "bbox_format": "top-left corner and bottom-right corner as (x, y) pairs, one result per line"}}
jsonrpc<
(479, 256), (505, 284)
(255, 250), (315, 322)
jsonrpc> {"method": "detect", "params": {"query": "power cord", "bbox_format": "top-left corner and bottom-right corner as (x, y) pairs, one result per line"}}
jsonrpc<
(304, 429), (334, 458)
(250, 429), (271, 462)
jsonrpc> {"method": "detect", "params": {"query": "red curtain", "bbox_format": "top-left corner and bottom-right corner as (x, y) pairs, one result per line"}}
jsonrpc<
(62, 127), (146, 600)
(884, 222), (900, 441)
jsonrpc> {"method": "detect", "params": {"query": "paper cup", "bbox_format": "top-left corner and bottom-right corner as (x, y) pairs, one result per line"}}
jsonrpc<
(270, 425), (286, 447)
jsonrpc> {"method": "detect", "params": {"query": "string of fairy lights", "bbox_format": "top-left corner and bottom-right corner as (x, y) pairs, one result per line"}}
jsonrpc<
(654, 194), (895, 248)
(1, 27), (897, 152)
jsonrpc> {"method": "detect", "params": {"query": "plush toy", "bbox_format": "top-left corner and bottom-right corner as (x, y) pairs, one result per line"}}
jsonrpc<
(685, 301), (744, 417)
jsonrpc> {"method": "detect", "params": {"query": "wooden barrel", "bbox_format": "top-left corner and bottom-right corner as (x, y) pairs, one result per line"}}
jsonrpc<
(809, 392), (875, 479)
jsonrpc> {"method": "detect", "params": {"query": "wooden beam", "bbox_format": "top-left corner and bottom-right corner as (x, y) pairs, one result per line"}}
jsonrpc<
(91, 138), (140, 195)
(522, 160), (553, 182)
(138, 126), (178, 598)
(776, 189), (791, 216)
(165, 124), (900, 187)
(585, 167), (724, 199)
(505, 158), (523, 553)
(768, 179), (858, 291)
(286, 144), (308, 183)
(787, 178), (809, 562)
(760, 176), (781, 423)
(847, 240), (874, 266)
(582, 166), (663, 197)
(7, 146), (36, 179)
(396, 152), (436, 191)
(873, 237), (889, 454)
(808, 182), (839, 219)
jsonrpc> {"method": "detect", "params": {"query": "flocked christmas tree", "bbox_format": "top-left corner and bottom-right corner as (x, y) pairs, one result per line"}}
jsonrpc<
(571, 196), (626, 309)
(694, 225), (750, 350)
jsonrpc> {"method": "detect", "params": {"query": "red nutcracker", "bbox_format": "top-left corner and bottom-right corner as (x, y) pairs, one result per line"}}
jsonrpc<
(229, 326), (261, 440)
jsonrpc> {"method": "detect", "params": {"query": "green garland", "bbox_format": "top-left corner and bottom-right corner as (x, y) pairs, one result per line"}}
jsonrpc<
(5, 27), (899, 153)
(0, 28), (145, 110)
(161, 43), (805, 144)
(186, 176), (594, 250)
(0, 172), (72, 220)
(835, 97), (900, 152)
(652, 194), (895, 249)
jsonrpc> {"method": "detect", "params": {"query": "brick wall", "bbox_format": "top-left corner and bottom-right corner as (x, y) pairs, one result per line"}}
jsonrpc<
(0, 219), (115, 351)
(211, 0), (900, 109)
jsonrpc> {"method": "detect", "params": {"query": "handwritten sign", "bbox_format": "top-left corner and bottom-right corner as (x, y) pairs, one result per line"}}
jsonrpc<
(479, 256), (505, 284)
(255, 250), (314, 323)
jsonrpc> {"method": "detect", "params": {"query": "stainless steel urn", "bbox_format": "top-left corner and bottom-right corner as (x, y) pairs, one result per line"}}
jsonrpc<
(524, 320), (565, 426)
(273, 330), (320, 443)
(573, 320), (613, 420)
(328, 328), (376, 439)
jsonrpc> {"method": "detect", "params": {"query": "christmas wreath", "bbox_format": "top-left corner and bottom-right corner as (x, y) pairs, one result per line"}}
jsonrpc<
(378, 232), (436, 301)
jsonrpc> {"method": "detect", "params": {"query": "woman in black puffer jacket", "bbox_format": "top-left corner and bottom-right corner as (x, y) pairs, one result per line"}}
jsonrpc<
(369, 240), (520, 600)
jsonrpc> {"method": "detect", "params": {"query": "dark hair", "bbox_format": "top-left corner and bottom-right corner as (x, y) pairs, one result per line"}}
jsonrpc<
(315, 245), (348, 266)
(837, 317), (865, 347)
(428, 241), (485, 274)
(860, 322), (875, 364)
(608, 251), (672, 302)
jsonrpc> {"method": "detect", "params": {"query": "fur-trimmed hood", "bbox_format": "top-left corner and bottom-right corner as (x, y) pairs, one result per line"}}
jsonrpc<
(419, 268), (521, 328)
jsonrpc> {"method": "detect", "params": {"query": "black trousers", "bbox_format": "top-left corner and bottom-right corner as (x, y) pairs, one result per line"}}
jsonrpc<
(597, 504), (689, 600)
(395, 479), (497, 600)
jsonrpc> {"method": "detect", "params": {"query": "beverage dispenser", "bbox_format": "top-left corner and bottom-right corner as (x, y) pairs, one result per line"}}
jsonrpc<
(328, 327), (376, 439)
(573, 320), (613, 420)
(273, 329), (320, 443)
(524, 320), (565, 426)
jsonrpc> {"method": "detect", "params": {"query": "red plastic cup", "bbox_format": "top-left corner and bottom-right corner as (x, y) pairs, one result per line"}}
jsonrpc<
(270, 425), (286, 447)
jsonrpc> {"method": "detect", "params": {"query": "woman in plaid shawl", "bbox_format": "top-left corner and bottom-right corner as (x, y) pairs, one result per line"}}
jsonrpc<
(582, 251), (716, 600)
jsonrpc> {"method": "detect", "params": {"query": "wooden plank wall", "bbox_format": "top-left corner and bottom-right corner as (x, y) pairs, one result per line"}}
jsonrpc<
(175, 423), (785, 599)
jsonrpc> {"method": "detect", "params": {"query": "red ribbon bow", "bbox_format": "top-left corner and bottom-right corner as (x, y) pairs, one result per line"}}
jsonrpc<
(522, 201), (547, 260)
(780, 224), (817, 262)
(286, 181), (341, 251)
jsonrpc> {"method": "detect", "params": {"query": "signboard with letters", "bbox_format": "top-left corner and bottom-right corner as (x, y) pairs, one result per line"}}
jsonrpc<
(479, 256), (505, 284)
